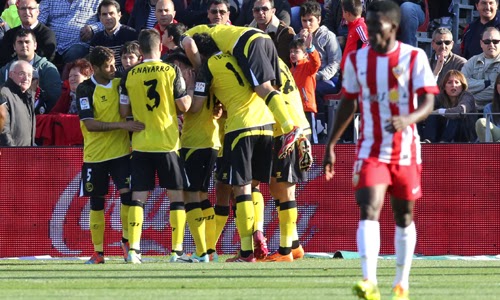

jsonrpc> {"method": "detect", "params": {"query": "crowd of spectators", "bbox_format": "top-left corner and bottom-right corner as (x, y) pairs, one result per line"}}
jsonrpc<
(0, 0), (499, 146)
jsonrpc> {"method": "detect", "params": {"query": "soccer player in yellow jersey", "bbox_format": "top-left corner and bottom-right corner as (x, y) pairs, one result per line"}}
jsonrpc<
(77, 46), (145, 264)
(265, 58), (313, 262)
(181, 24), (303, 159)
(119, 29), (191, 264)
(165, 52), (221, 263)
(192, 33), (275, 262)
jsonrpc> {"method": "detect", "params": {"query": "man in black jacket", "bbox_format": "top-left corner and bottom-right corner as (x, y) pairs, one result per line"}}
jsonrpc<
(0, 0), (57, 67)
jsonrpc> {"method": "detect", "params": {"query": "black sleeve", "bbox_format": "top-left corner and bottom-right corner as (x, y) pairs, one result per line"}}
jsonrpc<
(172, 64), (188, 100)
(37, 25), (57, 61)
(0, 28), (15, 67)
(75, 80), (95, 120)
(193, 62), (212, 98)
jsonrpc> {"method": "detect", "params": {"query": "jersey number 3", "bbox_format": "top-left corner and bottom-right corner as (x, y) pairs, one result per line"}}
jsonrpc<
(144, 79), (160, 111)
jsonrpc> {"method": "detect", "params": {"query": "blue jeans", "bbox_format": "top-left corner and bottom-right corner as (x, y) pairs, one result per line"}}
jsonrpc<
(398, 2), (425, 46)
(62, 43), (90, 64)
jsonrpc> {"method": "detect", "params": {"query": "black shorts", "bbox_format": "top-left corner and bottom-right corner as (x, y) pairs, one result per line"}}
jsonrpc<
(233, 30), (281, 88)
(272, 135), (308, 184)
(80, 155), (131, 196)
(181, 148), (218, 192)
(217, 125), (273, 186)
(130, 151), (187, 191)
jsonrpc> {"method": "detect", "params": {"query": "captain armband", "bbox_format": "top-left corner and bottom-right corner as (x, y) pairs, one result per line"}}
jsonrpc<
(120, 94), (130, 105)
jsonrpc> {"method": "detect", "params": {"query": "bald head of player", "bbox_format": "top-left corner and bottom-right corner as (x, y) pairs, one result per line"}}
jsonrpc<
(365, 0), (400, 53)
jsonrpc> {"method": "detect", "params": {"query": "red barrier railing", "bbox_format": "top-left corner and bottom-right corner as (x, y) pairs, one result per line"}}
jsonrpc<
(0, 144), (498, 257)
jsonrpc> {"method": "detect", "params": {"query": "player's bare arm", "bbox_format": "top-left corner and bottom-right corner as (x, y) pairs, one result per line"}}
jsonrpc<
(182, 36), (202, 70)
(384, 93), (435, 133)
(82, 119), (145, 132)
(175, 95), (192, 113)
(323, 97), (358, 181)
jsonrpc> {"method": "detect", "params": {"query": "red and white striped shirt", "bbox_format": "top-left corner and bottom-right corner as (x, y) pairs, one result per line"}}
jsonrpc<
(342, 42), (439, 165)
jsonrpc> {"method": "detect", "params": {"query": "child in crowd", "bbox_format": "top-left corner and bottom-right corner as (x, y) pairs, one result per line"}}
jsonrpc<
(119, 41), (142, 76)
(290, 32), (321, 143)
(340, 0), (368, 71)
(161, 23), (187, 61)
(298, 1), (342, 140)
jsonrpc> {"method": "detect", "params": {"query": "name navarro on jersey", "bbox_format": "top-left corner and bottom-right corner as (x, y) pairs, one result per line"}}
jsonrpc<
(131, 64), (172, 75)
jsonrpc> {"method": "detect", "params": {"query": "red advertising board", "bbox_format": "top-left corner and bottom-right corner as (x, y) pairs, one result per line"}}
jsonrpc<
(0, 145), (499, 257)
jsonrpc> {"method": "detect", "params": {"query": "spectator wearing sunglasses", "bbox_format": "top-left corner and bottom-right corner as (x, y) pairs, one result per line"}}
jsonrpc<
(235, 0), (291, 27)
(429, 27), (467, 87)
(207, 0), (232, 25)
(248, 0), (295, 68)
(177, 0), (239, 27)
(461, 26), (500, 111)
(461, 0), (500, 60)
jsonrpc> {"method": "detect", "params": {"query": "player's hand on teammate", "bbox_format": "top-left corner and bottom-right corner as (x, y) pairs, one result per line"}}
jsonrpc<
(323, 144), (336, 181)
(182, 68), (196, 90)
(123, 120), (145, 132)
(384, 115), (410, 133)
(213, 101), (224, 119)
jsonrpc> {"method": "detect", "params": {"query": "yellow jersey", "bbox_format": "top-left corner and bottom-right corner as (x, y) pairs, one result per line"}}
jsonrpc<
(181, 93), (221, 149)
(274, 59), (311, 137)
(77, 77), (130, 163)
(122, 59), (187, 152)
(184, 24), (266, 56)
(194, 52), (274, 133)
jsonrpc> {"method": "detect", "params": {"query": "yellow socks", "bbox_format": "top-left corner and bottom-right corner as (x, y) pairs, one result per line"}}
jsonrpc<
(170, 202), (186, 253)
(252, 187), (264, 232)
(89, 209), (105, 252)
(128, 204), (144, 250)
(120, 204), (130, 242)
(235, 194), (254, 252)
(185, 202), (207, 256)
(201, 199), (216, 253)
(278, 201), (298, 250)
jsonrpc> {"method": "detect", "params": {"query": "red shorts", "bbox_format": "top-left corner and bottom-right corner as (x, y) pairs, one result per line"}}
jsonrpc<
(352, 158), (422, 200)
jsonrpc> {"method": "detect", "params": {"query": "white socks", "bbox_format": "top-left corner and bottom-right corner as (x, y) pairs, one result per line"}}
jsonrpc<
(394, 222), (416, 290)
(357, 220), (380, 283)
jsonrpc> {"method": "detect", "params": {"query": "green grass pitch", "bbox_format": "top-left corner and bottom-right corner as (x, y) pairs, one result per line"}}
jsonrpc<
(1, 257), (499, 299)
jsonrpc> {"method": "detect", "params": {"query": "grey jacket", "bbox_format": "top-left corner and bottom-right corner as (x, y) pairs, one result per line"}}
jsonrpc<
(308, 25), (342, 81)
(0, 54), (61, 112)
(461, 53), (500, 110)
(0, 78), (35, 146)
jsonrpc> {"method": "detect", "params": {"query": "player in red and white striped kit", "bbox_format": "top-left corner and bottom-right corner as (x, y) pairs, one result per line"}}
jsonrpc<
(323, 1), (439, 299)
